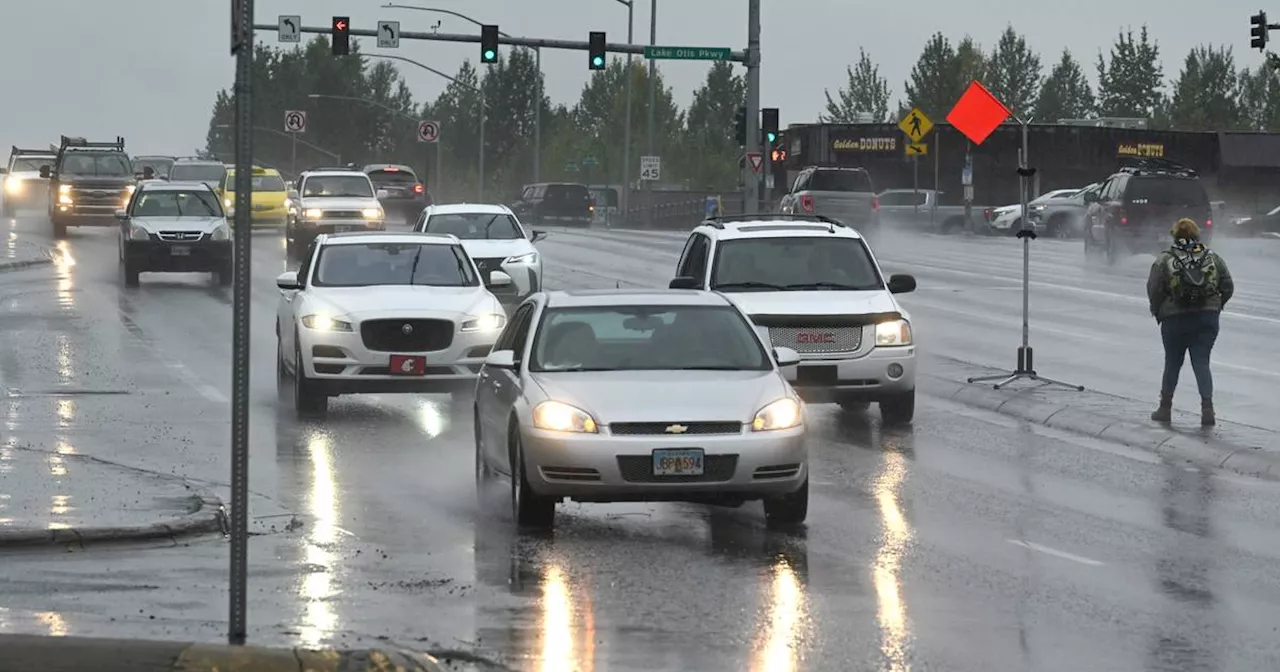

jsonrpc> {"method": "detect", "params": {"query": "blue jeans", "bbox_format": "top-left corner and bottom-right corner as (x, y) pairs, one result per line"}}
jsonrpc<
(1160, 311), (1220, 400)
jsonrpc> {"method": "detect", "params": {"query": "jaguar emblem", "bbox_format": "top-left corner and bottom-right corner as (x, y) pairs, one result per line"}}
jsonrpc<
(401, 323), (414, 334)
(664, 424), (688, 434)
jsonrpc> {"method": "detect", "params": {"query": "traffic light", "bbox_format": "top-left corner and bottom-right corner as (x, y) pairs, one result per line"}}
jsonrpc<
(331, 16), (350, 56)
(1252, 11), (1269, 51)
(589, 31), (607, 70)
(481, 25), (499, 63)
(761, 107), (779, 145)
(734, 106), (747, 146)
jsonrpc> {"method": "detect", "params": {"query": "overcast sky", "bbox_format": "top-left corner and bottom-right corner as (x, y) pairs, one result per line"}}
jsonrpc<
(0, 1), (1266, 155)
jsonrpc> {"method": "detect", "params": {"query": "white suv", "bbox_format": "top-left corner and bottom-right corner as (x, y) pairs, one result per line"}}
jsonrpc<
(669, 214), (918, 424)
(287, 169), (387, 260)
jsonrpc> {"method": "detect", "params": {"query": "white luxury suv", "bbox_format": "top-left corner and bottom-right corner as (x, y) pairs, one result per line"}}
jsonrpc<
(275, 231), (513, 418)
(414, 203), (547, 308)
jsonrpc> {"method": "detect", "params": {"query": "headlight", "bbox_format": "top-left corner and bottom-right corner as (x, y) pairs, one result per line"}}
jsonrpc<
(128, 226), (149, 241)
(4, 177), (22, 194)
(210, 225), (230, 241)
(58, 184), (71, 194)
(461, 313), (506, 332)
(361, 207), (383, 219)
(301, 313), (353, 332)
(304, 208), (323, 220)
(125, 184), (136, 195)
(532, 401), (598, 433)
(752, 398), (802, 431)
(58, 193), (73, 205)
(223, 197), (233, 209)
(504, 251), (538, 265)
(875, 319), (912, 346)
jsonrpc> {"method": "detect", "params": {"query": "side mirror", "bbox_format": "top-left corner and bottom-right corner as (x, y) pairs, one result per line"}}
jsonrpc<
(488, 270), (513, 287)
(39, 166), (51, 179)
(1082, 191), (1098, 203)
(887, 274), (916, 294)
(376, 189), (389, 200)
(483, 349), (516, 369)
(114, 209), (128, 220)
(276, 271), (301, 290)
(773, 346), (801, 368)
(141, 167), (155, 179)
(668, 276), (701, 290)
(531, 230), (548, 243)
(0, 167), (7, 175)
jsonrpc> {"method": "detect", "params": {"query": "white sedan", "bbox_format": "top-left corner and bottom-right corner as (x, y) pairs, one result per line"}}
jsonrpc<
(276, 231), (512, 418)
(414, 203), (547, 306)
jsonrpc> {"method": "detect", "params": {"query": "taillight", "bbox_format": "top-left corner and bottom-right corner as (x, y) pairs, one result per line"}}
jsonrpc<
(984, 208), (992, 221)
(800, 194), (814, 212)
(1118, 209), (1128, 225)
(413, 183), (424, 194)
(871, 195), (879, 211)
(1204, 218), (1213, 228)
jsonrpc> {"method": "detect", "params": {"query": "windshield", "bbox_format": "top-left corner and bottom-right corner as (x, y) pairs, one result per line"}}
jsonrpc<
(1126, 178), (1209, 206)
(423, 213), (524, 240)
(529, 305), (770, 372)
(1073, 184), (1099, 198)
(58, 152), (132, 176)
(170, 164), (226, 183)
(810, 170), (873, 192)
(710, 236), (883, 292)
(312, 242), (478, 287)
(303, 175), (374, 198)
(131, 190), (223, 218)
(368, 169), (417, 185)
(590, 188), (619, 207)
(10, 158), (52, 172)
(226, 173), (286, 191)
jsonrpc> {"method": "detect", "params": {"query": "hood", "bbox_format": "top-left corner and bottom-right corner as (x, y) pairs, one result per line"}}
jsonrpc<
(530, 370), (788, 424)
(7, 171), (45, 180)
(305, 285), (499, 319)
(994, 204), (1023, 213)
(63, 176), (134, 188)
(132, 216), (226, 233)
(723, 289), (904, 319)
(298, 196), (379, 210)
(458, 238), (536, 260)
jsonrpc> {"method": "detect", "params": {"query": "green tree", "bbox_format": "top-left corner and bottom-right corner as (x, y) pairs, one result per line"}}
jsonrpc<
(429, 60), (484, 199)
(685, 61), (746, 189)
(1034, 49), (1095, 121)
(1168, 45), (1242, 130)
(903, 33), (961, 120)
(955, 36), (988, 88)
(568, 59), (684, 186)
(1096, 26), (1165, 118)
(822, 48), (891, 123)
(1238, 65), (1280, 131)
(478, 48), (547, 197)
(984, 25), (1041, 116)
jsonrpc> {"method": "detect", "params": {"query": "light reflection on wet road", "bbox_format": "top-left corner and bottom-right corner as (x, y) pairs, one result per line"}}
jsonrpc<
(2, 213), (1280, 669)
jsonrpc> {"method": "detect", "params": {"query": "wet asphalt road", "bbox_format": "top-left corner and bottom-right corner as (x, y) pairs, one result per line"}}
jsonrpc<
(3, 212), (1280, 670)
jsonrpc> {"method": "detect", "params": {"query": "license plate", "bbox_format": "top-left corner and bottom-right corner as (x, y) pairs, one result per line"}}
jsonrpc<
(388, 354), (425, 376)
(334, 225), (359, 232)
(652, 448), (704, 476)
(796, 365), (837, 385)
(169, 245), (191, 256)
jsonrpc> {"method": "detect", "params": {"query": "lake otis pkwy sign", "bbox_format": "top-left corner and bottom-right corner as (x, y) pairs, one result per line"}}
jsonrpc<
(644, 45), (731, 61)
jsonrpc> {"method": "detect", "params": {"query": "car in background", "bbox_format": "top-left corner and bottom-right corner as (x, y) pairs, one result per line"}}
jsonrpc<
(43, 135), (137, 238)
(364, 164), (431, 224)
(275, 231), (513, 418)
(2, 147), (57, 217)
(221, 165), (288, 229)
(116, 180), (232, 287)
(133, 155), (176, 180)
(983, 189), (1079, 236)
(1083, 162), (1213, 264)
(286, 169), (387, 259)
(1227, 204), (1280, 238)
(511, 182), (594, 228)
(170, 158), (227, 190)
(414, 203), (547, 307)
(668, 213), (918, 424)
(473, 289), (808, 530)
(588, 184), (620, 227)
(779, 166), (880, 240)
(1028, 183), (1099, 238)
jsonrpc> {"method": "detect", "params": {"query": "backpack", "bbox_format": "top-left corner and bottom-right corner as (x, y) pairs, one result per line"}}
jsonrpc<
(1166, 247), (1219, 307)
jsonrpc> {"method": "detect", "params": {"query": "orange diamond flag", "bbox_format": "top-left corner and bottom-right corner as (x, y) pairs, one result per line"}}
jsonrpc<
(947, 80), (1011, 145)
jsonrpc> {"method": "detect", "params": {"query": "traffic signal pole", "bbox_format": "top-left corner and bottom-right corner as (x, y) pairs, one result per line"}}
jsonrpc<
(743, 0), (761, 215)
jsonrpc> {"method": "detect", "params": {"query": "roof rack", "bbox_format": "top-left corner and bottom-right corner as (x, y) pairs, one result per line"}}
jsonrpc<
(302, 165), (360, 173)
(10, 146), (55, 157)
(59, 135), (125, 152)
(1117, 157), (1197, 177)
(702, 213), (847, 229)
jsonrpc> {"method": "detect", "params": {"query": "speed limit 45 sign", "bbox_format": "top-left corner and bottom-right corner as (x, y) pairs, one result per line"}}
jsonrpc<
(640, 155), (661, 181)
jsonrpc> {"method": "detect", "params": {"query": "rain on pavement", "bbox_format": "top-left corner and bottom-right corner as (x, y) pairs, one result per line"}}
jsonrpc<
(4, 207), (1280, 671)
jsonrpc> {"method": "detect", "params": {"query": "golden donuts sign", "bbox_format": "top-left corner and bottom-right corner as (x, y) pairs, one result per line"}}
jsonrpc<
(831, 137), (897, 152)
(1118, 142), (1164, 158)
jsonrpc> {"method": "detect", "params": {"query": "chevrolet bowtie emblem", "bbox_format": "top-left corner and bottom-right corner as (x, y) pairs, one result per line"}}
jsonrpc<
(665, 424), (688, 434)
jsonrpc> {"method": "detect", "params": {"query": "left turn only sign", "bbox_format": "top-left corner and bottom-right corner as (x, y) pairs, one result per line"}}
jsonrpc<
(284, 110), (307, 133)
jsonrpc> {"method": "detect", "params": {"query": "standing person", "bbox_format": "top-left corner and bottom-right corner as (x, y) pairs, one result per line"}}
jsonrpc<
(1147, 218), (1234, 426)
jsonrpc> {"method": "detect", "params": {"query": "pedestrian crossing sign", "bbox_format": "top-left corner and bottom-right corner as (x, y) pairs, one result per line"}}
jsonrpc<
(899, 107), (934, 142)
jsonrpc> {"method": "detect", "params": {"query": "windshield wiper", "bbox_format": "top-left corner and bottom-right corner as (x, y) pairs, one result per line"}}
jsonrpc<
(408, 245), (424, 284)
(483, 215), (502, 239)
(711, 281), (786, 290)
(784, 282), (877, 291)
(670, 365), (747, 370)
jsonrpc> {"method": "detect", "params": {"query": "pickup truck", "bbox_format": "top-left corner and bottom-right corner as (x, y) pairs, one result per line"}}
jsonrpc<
(876, 189), (983, 234)
(777, 166), (879, 240)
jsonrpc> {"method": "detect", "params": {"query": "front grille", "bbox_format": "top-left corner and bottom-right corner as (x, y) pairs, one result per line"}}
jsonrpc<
(156, 231), (204, 242)
(768, 326), (862, 354)
(616, 455), (738, 483)
(321, 210), (363, 219)
(610, 421), (742, 436)
(360, 318), (454, 352)
(359, 365), (456, 376)
(71, 187), (125, 204)
(472, 257), (506, 274)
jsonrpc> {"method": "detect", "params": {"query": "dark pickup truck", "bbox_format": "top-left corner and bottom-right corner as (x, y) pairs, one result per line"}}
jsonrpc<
(42, 136), (136, 238)
(511, 182), (594, 227)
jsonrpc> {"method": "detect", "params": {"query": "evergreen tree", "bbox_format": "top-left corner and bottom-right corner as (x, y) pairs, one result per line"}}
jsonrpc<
(823, 48), (891, 122)
(1034, 49), (1095, 121)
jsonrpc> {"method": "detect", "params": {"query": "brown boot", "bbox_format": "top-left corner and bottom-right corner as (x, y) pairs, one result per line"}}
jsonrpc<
(1151, 393), (1173, 422)
(1201, 398), (1215, 426)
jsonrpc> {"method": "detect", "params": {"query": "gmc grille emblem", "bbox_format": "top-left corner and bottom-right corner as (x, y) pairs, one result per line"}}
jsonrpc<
(796, 332), (836, 344)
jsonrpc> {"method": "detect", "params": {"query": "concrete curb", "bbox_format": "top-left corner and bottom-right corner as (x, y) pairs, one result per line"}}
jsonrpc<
(0, 255), (53, 272)
(925, 375), (1280, 480)
(0, 633), (446, 672)
(0, 495), (226, 548)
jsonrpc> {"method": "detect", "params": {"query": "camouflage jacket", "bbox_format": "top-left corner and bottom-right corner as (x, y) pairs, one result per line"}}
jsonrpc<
(1146, 245), (1234, 322)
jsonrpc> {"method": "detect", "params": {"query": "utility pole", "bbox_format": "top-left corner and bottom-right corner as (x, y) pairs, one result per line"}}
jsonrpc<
(644, 0), (657, 227)
(619, 0), (634, 223)
(743, 0), (761, 214)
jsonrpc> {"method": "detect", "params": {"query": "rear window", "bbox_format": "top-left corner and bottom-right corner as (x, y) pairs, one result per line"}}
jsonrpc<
(590, 188), (619, 207)
(368, 169), (417, 185)
(544, 184), (590, 200)
(1126, 177), (1208, 206)
(809, 170), (873, 192)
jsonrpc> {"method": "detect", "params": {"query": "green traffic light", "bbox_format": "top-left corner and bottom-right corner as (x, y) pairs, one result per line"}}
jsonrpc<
(767, 132), (777, 143)
(592, 56), (604, 67)
(483, 49), (496, 61)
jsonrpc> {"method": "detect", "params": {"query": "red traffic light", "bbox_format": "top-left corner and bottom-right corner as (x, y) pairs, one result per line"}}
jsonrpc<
(334, 19), (348, 31)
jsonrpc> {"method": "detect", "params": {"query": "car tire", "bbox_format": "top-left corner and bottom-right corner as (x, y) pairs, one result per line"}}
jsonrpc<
(276, 337), (290, 404)
(763, 477), (808, 528)
(122, 260), (140, 288)
(475, 411), (496, 503)
(509, 428), (555, 529)
(1104, 230), (1121, 266)
(52, 218), (67, 239)
(835, 393), (869, 413)
(880, 389), (915, 426)
(216, 262), (233, 287)
(293, 340), (327, 419)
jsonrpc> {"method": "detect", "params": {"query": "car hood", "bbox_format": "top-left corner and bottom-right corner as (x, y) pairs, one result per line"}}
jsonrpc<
(457, 239), (536, 260)
(298, 196), (380, 210)
(61, 176), (135, 187)
(530, 370), (790, 424)
(132, 216), (226, 233)
(722, 290), (906, 320)
(305, 285), (500, 319)
(7, 171), (45, 180)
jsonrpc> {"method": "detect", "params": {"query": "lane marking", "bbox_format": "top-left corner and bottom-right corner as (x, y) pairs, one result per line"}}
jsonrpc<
(1007, 539), (1105, 566)
(165, 361), (228, 403)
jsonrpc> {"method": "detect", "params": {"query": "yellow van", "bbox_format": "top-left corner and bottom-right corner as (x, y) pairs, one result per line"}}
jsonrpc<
(221, 166), (288, 228)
